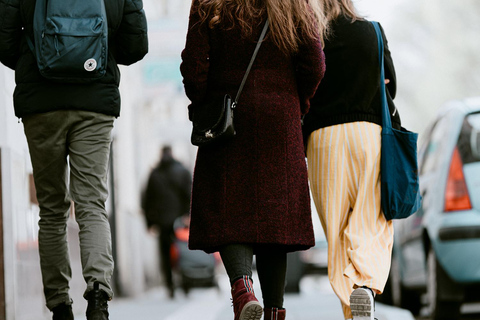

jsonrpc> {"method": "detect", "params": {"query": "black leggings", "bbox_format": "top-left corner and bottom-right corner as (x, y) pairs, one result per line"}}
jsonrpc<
(219, 244), (287, 309)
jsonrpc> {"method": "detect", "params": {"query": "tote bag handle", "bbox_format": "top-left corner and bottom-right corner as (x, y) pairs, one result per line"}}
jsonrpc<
(371, 21), (393, 131)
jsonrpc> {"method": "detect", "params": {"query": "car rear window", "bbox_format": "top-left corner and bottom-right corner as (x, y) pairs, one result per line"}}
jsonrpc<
(457, 112), (480, 164)
(420, 115), (451, 174)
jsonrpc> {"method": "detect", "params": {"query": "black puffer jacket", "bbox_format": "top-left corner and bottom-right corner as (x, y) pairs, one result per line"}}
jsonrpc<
(0, 0), (148, 118)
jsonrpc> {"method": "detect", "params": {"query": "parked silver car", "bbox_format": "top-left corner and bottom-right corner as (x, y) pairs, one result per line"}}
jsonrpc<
(380, 98), (480, 319)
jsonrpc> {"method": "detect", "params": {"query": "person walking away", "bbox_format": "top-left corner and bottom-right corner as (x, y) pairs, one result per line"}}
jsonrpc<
(142, 145), (192, 298)
(0, 0), (148, 319)
(180, 0), (326, 319)
(304, 1), (401, 319)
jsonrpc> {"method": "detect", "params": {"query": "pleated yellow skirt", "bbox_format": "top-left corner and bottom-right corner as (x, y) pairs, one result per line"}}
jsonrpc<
(306, 122), (394, 319)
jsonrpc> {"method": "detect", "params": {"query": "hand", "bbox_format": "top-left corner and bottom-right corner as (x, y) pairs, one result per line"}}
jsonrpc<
(385, 79), (390, 84)
(148, 226), (159, 236)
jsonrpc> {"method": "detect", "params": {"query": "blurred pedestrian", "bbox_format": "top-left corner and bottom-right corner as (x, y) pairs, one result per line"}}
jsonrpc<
(303, 1), (401, 319)
(0, 0), (148, 319)
(180, 1), (326, 319)
(142, 145), (192, 298)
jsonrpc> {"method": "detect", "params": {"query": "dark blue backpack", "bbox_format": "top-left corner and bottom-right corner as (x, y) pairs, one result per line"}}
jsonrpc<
(27, 0), (108, 82)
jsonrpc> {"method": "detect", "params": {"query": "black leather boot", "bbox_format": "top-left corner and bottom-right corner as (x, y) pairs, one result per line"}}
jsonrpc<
(52, 303), (74, 320)
(86, 282), (109, 320)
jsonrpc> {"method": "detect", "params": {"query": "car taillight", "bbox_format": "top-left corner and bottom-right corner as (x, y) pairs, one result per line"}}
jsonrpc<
(444, 146), (472, 212)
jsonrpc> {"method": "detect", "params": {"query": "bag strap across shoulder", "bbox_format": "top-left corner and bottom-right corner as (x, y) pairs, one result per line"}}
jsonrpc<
(233, 19), (269, 108)
(371, 21), (392, 130)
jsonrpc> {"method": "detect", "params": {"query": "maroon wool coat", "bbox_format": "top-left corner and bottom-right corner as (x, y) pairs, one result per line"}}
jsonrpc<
(180, 1), (326, 253)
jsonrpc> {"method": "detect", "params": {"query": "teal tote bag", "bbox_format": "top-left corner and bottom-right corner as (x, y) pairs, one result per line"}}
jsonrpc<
(371, 21), (422, 220)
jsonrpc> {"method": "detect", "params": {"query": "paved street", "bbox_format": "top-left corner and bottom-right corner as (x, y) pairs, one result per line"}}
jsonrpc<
(74, 274), (414, 320)
(415, 303), (480, 320)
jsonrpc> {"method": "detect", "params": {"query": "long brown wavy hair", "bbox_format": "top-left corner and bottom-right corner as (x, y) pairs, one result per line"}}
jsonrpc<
(196, 0), (327, 54)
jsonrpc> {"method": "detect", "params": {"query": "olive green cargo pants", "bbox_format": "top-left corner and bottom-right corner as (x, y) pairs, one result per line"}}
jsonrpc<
(23, 110), (115, 310)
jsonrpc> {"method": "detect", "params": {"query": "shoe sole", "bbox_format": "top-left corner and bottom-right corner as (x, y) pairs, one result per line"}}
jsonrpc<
(350, 288), (374, 320)
(239, 301), (263, 320)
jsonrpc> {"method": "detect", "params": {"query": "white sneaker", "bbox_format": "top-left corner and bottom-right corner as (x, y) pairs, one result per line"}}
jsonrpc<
(350, 287), (375, 320)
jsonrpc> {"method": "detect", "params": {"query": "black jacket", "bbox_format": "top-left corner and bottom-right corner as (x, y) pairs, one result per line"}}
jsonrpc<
(143, 159), (192, 230)
(303, 16), (401, 144)
(0, 0), (148, 118)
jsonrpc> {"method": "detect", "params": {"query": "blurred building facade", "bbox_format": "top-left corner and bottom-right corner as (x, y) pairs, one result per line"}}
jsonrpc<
(355, 0), (480, 134)
(0, 0), (195, 319)
(377, 0), (480, 134)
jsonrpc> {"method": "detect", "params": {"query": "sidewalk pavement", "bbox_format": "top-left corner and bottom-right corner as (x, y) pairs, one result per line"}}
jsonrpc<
(74, 274), (414, 320)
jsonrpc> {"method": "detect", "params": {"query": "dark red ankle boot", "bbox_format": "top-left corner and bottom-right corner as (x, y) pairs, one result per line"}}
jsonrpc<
(231, 276), (263, 320)
(264, 308), (286, 320)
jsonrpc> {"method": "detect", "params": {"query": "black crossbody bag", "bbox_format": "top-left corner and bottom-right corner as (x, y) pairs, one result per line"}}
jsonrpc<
(190, 20), (269, 147)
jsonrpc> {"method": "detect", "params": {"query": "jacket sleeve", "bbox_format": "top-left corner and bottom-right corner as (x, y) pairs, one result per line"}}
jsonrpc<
(143, 171), (159, 228)
(114, 0), (148, 65)
(0, 0), (22, 70)
(295, 31), (326, 115)
(179, 0), (210, 119)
